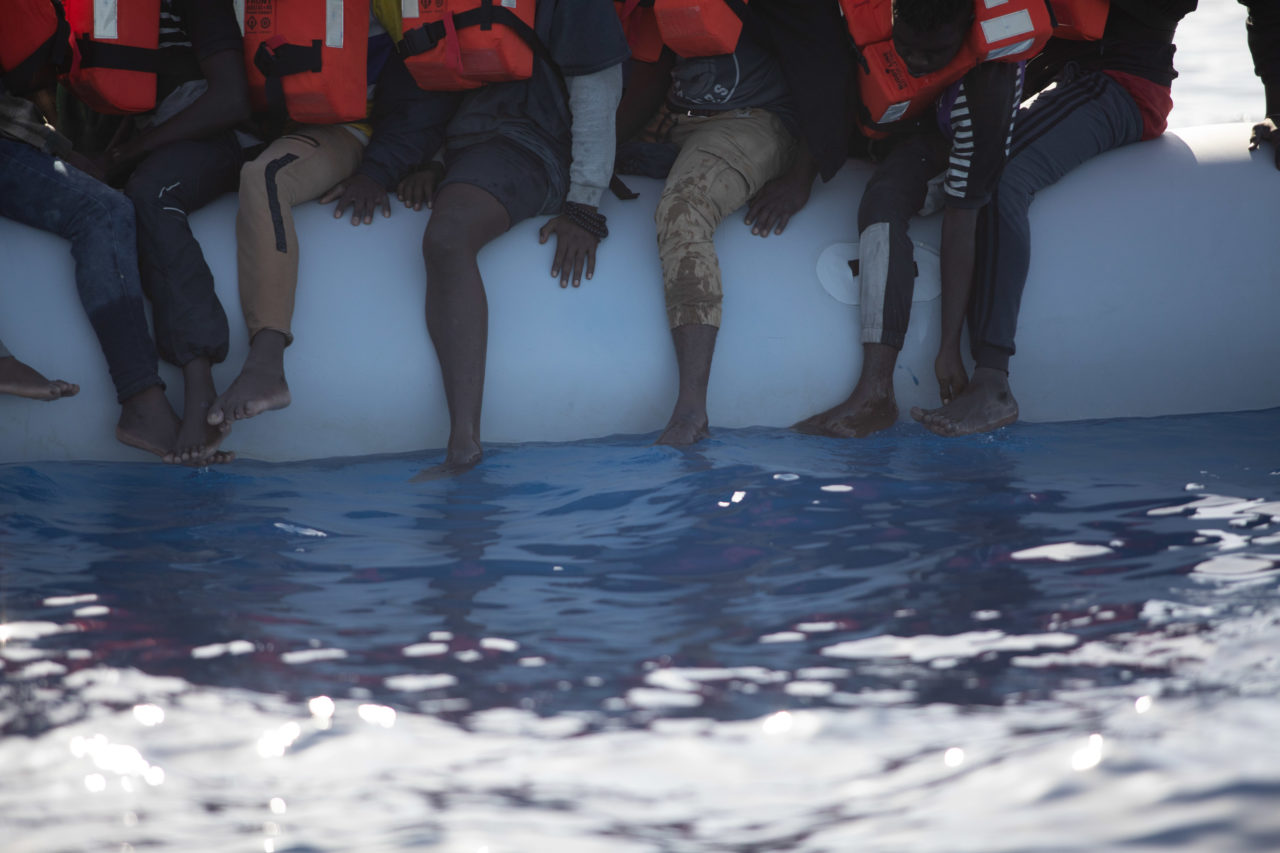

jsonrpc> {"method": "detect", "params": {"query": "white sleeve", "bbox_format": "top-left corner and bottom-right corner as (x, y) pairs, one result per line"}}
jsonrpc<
(565, 63), (624, 208)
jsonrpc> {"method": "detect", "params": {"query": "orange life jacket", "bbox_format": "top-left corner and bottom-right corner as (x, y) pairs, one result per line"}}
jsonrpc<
(615, 0), (663, 64)
(1048, 0), (1108, 41)
(62, 0), (160, 114)
(653, 0), (749, 58)
(843, 0), (1053, 133)
(237, 0), (371, 124)
(0, 0), (70, 94)
(398, 0), (538, 92)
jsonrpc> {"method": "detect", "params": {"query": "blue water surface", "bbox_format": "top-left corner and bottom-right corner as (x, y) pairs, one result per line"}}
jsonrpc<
(2, 411), (1279, 851)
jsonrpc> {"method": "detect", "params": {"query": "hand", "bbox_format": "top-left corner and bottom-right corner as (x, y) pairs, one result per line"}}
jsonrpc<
(745, 171), (813, 238)
(99, 134), (151, 183)
(538, 214), (600, 288)
(397, 163), (443, 211)
(319, 173), (390, 225)
(1249, 117), (1280, 170)
(934, 345), (968, 406)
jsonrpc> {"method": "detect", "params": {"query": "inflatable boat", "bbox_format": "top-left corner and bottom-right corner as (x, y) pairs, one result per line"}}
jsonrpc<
(2, 122), (1278, 463)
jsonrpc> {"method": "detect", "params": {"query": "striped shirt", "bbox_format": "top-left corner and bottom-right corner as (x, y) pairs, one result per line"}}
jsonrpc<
(939, 61), (1024, 207)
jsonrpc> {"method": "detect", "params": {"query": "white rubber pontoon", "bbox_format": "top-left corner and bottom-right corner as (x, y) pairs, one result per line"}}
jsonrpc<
(1, 122), (1278, 462)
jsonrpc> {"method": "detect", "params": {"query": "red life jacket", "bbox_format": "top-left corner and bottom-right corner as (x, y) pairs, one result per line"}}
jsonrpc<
(1048, 0), (1108, 41)
(62, 0), (160, 115)
(237, 0), (370, 124)
(653, 0), (749, 58)
(615, 0), (663, 64)
(843, 0), (1053, 134)
(0, 0), (70, 94)
(398, 0), (538, 92)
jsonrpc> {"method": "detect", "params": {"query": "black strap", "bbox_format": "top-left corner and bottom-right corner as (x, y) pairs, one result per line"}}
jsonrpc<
(74, 35), (157, 73)
(848, 259), (918, 277)
(253, 38), (323, 124)
(399, 1), (555, 73)
(609, 173), (638, 201)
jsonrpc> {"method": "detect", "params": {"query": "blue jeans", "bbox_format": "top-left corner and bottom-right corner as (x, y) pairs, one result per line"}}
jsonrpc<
(0, 138), (162, 402)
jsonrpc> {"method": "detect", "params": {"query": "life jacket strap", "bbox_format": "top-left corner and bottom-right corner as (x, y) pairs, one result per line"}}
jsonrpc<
(253, 38), (324, 123)
(74, 35), (157, 74)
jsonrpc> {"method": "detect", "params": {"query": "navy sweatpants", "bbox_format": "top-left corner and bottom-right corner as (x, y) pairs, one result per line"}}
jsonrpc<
(968, 66), (1144, 372)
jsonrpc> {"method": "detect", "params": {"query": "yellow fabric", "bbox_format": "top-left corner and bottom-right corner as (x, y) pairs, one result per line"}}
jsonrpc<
(372, 0), (404, 42)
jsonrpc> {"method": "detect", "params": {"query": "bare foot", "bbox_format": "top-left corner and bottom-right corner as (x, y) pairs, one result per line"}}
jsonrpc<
(910, 367), (1019, 436)
(115, 385), (180, 458)
(794, 343), (900, 438)
(167, 358), (233, 465)
(207, 331), (290, 427)
(0, 356), (79, 401)
(657, 410), (709, 446)
(411, 441), (482, 481)
(794, 393), (898, 438)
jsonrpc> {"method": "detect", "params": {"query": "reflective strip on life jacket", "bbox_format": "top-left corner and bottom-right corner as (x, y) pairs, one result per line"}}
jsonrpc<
(1049, 0), (1108, 41)
(236, 0), (370, 124)
(62, 0), (160, 115)
(0, 0), (70, 94)
(844, 0), (1053, 132)
(653, 0), (749, 58)
(615, 0), (663, 64)
(398, 0), (538, 92)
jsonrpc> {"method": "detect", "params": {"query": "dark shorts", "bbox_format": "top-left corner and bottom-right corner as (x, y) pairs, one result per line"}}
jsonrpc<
(439, 137), (561, 226)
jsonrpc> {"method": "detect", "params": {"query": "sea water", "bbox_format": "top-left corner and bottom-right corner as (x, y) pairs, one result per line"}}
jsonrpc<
(3, 7), (1278, 852)
(3, 411), (1279, 851)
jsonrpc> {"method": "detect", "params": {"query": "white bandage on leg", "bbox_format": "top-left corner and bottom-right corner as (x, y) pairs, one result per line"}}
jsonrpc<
(859, 221), (892, 345)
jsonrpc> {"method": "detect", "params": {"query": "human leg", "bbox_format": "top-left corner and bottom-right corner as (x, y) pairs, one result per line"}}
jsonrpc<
(209, 126), (365, 426)
(656, 109), (795, 446)
(125, 132), (243, 461)
(0, 139), (176, 455)
(796, 132), (947, 438)
(916, 70), (1143, 435)
(410, 139), (559, 477)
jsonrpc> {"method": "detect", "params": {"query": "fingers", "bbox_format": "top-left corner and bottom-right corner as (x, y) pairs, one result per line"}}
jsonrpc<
(571, 246), (587, 287)
(585, 245), (596, 282)
(539, 219), (554, 245)
(748, 202), (795, 238)
(552, 236), (569, 285)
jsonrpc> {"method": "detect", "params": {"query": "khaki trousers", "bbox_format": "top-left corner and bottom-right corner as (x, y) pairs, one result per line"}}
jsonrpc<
(655, 108), (795, 329)
(236, 125), (365, 341)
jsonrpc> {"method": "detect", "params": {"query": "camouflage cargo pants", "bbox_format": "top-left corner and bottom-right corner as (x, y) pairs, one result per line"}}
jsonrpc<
(655, 108), (795, 328)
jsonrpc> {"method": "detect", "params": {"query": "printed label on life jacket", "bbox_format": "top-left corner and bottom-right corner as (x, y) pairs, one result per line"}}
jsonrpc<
(242, 0), (275, 37)
(94, 0), (118, 39)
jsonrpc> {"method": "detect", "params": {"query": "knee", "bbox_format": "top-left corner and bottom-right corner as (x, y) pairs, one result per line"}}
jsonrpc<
(422, 210), (481, 266)
(238, 157), (269, 205)
(655, 185), (715, 246)
(73, 185), (136, 240)
(858, 179), (915, 232)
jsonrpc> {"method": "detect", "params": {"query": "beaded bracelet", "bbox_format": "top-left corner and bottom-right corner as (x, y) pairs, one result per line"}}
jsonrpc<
(562, 201), (609, 240)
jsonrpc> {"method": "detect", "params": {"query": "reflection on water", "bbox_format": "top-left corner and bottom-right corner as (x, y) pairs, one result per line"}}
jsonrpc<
(2, 411), (1280, 851)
